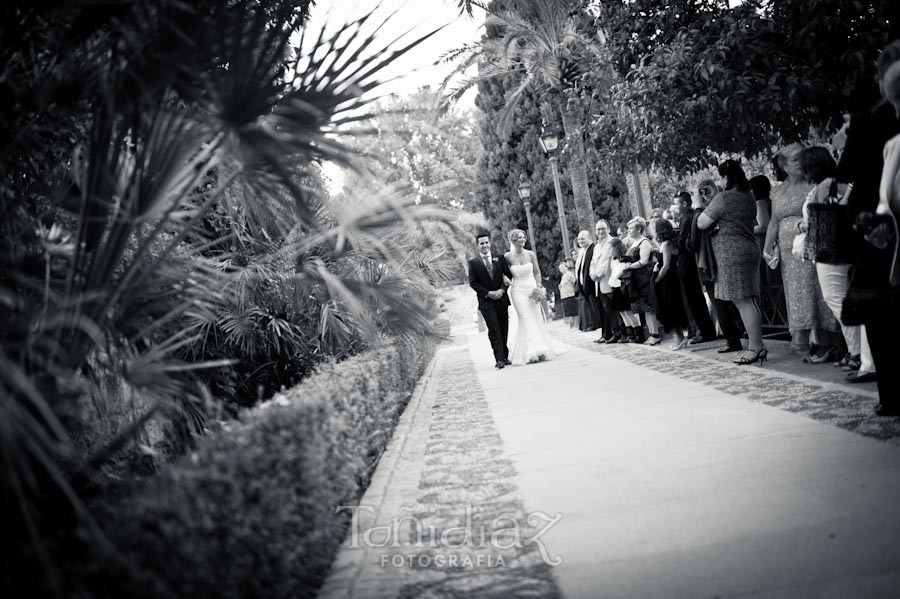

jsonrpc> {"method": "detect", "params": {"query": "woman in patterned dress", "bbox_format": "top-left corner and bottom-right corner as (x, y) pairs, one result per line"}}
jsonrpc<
(763, 143), (842, 358)
(697, 160), (766, 365)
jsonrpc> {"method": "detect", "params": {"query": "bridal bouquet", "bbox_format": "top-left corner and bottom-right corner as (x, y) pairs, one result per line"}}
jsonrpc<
(529, 286), (547, 304)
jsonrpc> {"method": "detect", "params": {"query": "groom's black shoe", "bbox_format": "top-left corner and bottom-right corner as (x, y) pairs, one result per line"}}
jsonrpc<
(503, 358), (512, 365)
(495, 362), (505, 369)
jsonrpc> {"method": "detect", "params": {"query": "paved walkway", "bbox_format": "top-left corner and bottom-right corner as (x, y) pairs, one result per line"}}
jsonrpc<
(319, 315), (900, 599)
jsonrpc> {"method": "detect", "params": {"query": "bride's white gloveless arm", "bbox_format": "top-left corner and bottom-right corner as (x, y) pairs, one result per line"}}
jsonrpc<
(530, 250), (542, 283)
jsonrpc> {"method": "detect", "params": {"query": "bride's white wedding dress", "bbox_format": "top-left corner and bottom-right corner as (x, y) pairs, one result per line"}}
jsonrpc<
(508, 262), (559, 365)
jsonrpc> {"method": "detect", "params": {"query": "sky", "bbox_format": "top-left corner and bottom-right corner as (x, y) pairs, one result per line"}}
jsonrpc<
(304, 0), (485, 106)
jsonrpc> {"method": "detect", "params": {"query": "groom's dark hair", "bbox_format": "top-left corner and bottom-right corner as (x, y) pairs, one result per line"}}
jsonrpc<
(474, 230), (491, 242)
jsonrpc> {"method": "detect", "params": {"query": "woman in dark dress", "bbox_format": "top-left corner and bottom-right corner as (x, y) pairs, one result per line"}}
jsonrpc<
(653, 219), (690, 349)
(621, 217), (662, 345)
(697, 160), (766, 365)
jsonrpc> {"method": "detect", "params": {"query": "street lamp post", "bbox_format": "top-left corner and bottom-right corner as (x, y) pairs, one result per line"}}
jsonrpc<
(517, 175), (551, 321)
(516, 175), (537, 252)
(538, 127), (572, 259)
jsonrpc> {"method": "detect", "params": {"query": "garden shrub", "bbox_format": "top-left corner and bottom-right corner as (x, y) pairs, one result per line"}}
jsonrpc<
(75, 336), (435, 599)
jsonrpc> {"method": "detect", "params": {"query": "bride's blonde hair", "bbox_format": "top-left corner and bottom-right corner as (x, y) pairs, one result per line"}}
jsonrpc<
(507, 228), (527, 245)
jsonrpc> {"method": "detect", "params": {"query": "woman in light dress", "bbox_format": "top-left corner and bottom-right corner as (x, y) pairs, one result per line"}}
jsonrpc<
(504, 229), (558, 365)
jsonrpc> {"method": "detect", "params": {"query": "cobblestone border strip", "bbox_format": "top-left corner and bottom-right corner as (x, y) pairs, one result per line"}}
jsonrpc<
(396, 345), (563, 599)
(317, 347), (442, 599)
(318, 338), (565, 599)
(548, 323), (900, 445)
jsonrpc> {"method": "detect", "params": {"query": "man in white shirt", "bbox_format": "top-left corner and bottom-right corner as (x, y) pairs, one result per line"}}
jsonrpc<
(574, 230), (601, 331)
(589, 219), (622, 343)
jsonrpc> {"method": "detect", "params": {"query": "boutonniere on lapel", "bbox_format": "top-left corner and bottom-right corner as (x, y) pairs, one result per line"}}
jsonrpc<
(492, 257), (498, 263)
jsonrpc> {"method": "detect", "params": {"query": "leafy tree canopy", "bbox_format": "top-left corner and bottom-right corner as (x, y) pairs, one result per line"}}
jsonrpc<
(342, 88), (482, 212)
(585, 0), (900, 171)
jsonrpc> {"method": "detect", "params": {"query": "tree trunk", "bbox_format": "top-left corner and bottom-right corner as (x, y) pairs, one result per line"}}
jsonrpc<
(559, 101), (594, 233)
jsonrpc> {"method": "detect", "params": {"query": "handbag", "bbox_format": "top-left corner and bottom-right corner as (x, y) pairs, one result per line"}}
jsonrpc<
(791, 231), (809, 260)
(806, 181), (853, 264)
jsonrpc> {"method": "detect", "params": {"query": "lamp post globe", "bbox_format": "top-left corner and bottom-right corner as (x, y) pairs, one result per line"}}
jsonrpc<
(539, 128), (559, 154)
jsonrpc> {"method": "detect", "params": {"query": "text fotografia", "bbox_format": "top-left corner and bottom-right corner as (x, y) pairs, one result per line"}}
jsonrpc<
(336, 505), (563, 567)
(381, 552), (507, 569)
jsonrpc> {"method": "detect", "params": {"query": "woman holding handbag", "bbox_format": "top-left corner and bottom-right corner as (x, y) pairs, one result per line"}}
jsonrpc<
(797, 147), (863, 369)
(764, 143), (842, 359)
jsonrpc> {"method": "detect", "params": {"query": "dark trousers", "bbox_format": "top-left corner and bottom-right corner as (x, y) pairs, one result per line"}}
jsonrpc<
(702, 282), (744, 346)
(586, 294), (602, 332)
(599, 292), (622, 339)
(677, 253), (716, 339)
(480, 305), (509, 363)
(864, 317), (900, 408)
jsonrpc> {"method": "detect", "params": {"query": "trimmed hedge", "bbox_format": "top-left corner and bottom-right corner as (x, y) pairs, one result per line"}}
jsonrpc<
(76, 336), (435, 599)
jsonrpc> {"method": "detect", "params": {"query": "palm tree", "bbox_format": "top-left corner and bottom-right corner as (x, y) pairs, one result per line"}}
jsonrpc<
(445, 0), (605, 232)
(1, 0), (457, 586)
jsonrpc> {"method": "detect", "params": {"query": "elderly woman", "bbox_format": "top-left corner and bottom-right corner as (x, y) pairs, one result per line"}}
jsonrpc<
(697, 160), (766, 365)
(621, 216), (661, 345)
(764, 143), (842, 360)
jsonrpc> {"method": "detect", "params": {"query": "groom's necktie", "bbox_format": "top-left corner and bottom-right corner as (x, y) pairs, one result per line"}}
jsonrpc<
(483, 256), (492, 275)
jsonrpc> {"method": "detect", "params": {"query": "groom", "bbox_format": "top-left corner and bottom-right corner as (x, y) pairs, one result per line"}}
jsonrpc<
(468, 232), (512, 369)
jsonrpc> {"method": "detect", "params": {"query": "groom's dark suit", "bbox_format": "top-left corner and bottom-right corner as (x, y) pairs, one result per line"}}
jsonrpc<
(468, 253), (512, 364)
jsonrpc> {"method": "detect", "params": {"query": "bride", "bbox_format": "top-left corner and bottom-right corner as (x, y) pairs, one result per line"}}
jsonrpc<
(505, 229), (559, 365)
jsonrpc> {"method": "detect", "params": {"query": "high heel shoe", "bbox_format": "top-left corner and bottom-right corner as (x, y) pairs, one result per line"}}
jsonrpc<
(807, 346), (837, 364)
(735, 347), (767, 366)
(671, 337), (689, 351)
(644, 334), (661, 346)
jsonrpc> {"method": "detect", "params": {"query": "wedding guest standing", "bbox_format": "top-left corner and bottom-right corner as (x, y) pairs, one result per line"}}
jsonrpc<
(574, 230), (601, 332)
(837, 40), (900, 413)
(764, 144), (842, 360)
(557, 260), (577, 329)
(653, 219), (690, 349)
(796, 147), (862, 369)
(674, 191), (717, 344)
(622, 217), (662, 345)
(697, 161), (766, 365)
(589, 219), (622, 343)
(608, 238), (640, 342)
(692, 180), (745, 352)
